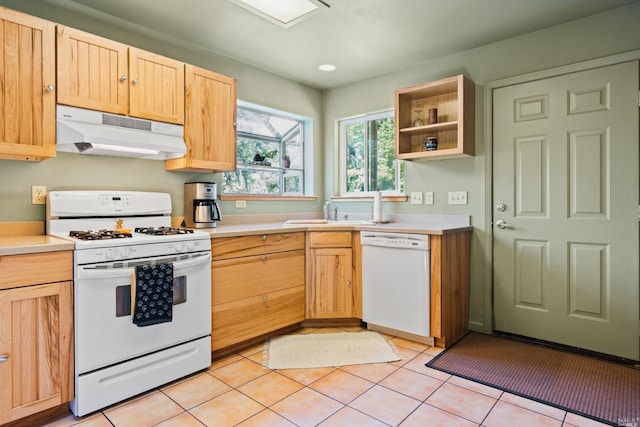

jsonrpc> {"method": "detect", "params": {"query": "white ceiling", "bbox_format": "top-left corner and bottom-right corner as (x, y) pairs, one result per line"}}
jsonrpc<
(38, 0), (640, 89)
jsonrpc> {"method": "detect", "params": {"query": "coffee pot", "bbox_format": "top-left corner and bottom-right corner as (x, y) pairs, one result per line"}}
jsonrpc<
(184, 182), (222, 228)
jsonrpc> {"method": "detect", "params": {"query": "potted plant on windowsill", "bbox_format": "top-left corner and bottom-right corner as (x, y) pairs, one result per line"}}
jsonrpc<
(251, 150), (278, 166)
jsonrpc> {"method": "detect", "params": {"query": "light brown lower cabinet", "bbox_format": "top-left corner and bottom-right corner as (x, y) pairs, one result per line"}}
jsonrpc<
(305, 231), (361, 320)
(0, 251), (74, 425)
(211, 233), (305, 352)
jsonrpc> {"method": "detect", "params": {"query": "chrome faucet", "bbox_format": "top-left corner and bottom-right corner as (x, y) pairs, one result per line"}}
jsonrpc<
(323, 200), (330, 220)
(334, 206), (338, 221)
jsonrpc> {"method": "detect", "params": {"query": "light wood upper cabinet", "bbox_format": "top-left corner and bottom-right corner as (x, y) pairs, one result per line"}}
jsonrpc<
(0, 8), (56, 161)
(0, 251), (73, 425)
(129, 48), (184, 124)
(165, 64), (237, 172)
(57, 26), (184, 124)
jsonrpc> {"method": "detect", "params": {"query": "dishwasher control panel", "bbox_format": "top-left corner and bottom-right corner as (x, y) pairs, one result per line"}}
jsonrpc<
(360, 231), (429, 250)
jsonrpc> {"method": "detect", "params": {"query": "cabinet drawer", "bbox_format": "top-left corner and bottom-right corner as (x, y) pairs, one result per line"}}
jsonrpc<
(213, 250), (304, 304)
(212, 232), (304, 259)
(212, 286), (305, 351)
(308, 231), (352, 248)
(0, 251), (73, 290)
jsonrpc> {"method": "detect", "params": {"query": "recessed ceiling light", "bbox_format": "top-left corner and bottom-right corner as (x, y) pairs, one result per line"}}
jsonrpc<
(230, 0), (327, 28)
(318, 64), (336, 72)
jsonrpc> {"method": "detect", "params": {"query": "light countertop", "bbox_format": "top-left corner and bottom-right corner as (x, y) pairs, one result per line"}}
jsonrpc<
(0, 235), (75, 256)
(202, 214), (473, 238)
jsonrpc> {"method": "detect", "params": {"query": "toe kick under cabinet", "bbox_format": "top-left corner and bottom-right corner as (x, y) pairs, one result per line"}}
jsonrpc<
(211, 232), (305, 352)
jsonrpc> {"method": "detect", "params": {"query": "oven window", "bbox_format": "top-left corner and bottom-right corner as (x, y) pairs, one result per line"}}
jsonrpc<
(115, 276), (187, 317)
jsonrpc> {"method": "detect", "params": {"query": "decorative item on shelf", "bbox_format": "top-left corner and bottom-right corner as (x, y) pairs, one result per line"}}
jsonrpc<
(282, 155), (291, 168)
(421, 136), (438, 151)
(412, 109), (424, 127)
(428, 108), (438, 125)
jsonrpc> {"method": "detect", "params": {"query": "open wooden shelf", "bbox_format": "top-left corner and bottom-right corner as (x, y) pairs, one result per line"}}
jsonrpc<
(395, 74), (475, 160)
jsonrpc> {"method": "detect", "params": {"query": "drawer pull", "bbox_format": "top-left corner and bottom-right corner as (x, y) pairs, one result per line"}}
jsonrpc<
(262, 255), (267, 262)
(0, 354), (8, 363)
(262, 235), (267, 242)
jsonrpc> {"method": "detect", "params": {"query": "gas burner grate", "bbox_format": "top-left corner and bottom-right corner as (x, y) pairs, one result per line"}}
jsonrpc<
(70, 230), (133, 240)
(134, 226), (195, 236)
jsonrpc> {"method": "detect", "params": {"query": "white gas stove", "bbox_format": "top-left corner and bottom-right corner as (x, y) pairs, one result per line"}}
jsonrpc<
(47, 190), (212, 417)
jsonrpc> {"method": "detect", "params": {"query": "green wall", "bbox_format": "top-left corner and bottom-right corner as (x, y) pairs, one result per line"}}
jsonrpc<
(1, 0), (639, 333)
(323, 2), (640, 331)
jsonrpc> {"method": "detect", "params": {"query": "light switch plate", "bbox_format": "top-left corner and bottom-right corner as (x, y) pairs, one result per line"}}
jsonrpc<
(448, 191), (468, 205)
(235, 200), (247, 208)
(424, 191), (434, 205)
(410, 191), (423, 204)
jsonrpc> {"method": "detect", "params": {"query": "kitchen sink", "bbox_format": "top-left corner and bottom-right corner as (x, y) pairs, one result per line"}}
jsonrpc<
(283, 219), (376, 227)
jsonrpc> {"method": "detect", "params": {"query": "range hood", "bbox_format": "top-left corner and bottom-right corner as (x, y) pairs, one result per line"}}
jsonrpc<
(56, 105), (187, 160)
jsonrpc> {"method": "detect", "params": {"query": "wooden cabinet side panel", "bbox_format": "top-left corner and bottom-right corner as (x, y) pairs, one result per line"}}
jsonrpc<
(213, 250), (304, 304)
(0, 252), (73, 290)
(212, 233), (304, 260)
(129, 48), (185, 124)
(56, 26), (128, 114)
(431, 232), (471, 347)
(166, 64), (236, 171)
(0, 9), (56, 161)
(0, 281), (73, 424)
(212, 286), (304, 351)
(351, 231), (362, 318)
(430, 235), (443, 339)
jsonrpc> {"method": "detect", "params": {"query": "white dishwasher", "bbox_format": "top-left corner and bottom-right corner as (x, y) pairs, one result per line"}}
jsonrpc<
(361, 231), (430, 338)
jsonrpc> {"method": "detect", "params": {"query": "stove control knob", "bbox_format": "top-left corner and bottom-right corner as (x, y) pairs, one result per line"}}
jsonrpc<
(175, 242), (184, 253)
(187, 241), (196, 251)
(120, 247), (131, 258)
(106, 248), (116, 259)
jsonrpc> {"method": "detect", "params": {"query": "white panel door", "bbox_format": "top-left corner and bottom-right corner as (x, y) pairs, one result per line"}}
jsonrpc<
(493, 61), (639, 360)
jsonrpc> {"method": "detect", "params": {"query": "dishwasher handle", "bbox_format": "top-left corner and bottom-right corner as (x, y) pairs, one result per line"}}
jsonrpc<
(360, 231), (429, 250)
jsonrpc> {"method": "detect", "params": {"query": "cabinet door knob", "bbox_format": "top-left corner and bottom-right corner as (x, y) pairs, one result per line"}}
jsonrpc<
(45, 84), (54, 92)
(262, 255), (267, 262)
(132, 78), (139, 85)
(0, 354), (8, 363)
(120, 75), (127, 82)
(347, 280), (352, 287)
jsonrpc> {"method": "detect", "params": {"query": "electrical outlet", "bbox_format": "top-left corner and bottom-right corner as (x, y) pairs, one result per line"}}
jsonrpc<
(235, 200), (247, 208)
(410, 191), (423, 204)
(31, 185), (47, 205)
(424, 191), (434, 205)
(448, 191), (468, 205)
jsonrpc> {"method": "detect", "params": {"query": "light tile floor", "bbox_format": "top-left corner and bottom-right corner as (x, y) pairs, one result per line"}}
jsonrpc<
(44, 327), (610, 427)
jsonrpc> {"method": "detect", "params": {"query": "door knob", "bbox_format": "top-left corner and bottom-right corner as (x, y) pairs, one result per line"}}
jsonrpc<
(496, 203), (506, 212)
(495, 220), (511, 229)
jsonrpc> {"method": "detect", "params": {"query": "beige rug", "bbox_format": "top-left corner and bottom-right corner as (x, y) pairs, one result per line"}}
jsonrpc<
(265, 331), (401, 369)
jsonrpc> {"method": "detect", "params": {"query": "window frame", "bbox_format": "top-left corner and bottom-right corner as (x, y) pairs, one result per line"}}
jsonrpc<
(337, 109), (404, 196)
(223, 100), (313, 197)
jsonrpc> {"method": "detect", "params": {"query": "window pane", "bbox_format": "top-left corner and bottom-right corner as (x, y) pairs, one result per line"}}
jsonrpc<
(237, 137), (280, 166)
(346, 123), (365, 193)
(283, 126), (303, 169)
(223, 169), (280, 194)
(283, 170), (303, 194)
(368, 117), (396, 191)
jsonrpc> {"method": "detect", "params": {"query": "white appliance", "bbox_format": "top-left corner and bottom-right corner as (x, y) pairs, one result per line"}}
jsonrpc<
(361, 231), (430, 338)
(47, 191), (212, 417)
(56, 105), (187, 159)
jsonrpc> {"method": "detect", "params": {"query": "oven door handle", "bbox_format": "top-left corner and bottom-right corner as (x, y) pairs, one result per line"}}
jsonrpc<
(78, 252), (211, 279)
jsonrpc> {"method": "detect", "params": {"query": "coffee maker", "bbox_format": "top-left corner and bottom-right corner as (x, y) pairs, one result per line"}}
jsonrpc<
(184, 182), (222, 228)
